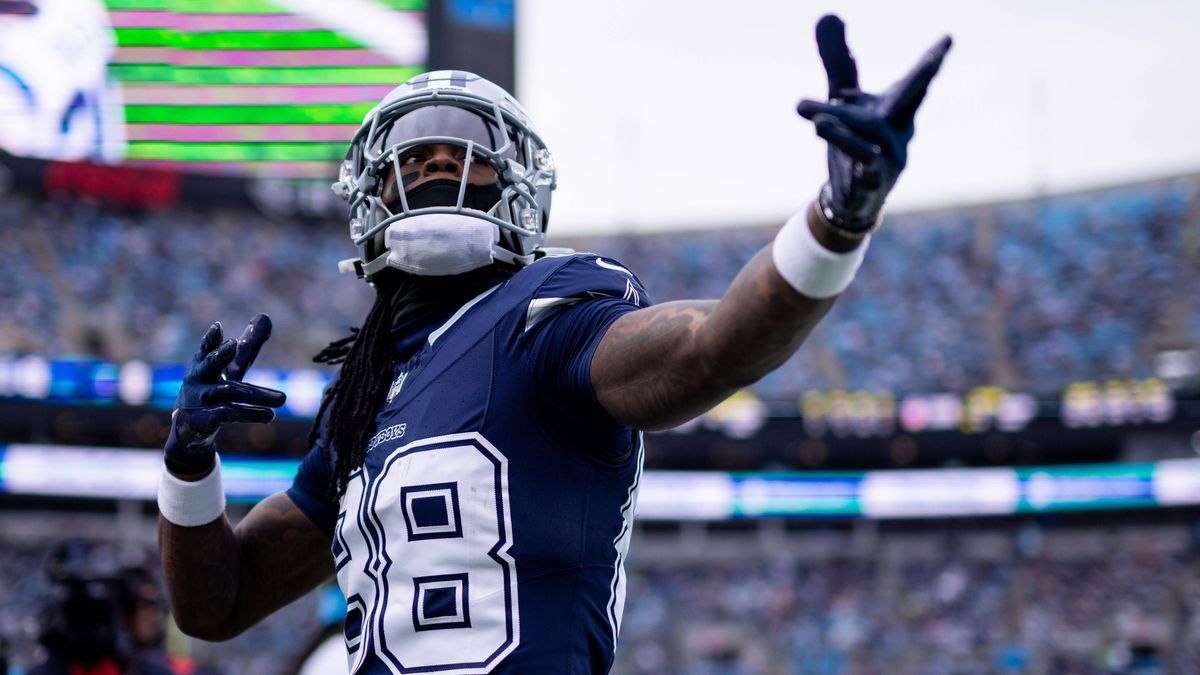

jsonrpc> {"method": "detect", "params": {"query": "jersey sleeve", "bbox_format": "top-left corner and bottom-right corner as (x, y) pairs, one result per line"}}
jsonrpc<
(286, 439), (338, 537)
(523, 255), (652, 460)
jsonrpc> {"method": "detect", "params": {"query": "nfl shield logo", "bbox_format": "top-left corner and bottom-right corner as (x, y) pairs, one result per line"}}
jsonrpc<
(386, 371), (408, 403)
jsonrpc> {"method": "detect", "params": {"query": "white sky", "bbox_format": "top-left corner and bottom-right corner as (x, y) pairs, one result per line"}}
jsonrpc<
(518, 0), (1200, 235)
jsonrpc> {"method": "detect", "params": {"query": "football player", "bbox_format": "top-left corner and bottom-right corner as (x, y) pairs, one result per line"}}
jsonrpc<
(157, 15), (950, 674)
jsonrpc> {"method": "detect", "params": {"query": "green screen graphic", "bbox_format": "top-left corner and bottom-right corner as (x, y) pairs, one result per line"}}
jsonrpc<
(0, 0), (426, 178)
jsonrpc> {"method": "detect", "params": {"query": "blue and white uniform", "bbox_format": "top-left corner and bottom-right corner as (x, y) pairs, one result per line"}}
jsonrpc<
(288, 253), (652, 674)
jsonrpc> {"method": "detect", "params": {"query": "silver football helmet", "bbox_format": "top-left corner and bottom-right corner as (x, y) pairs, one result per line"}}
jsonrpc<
(333, 70), (557, 280)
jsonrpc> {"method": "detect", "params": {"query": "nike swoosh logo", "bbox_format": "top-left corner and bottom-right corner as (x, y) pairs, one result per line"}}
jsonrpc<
(595, 258), (633, 275)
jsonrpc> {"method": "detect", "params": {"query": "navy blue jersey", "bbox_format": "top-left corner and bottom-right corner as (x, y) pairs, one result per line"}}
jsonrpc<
(288, 253), (652, 674)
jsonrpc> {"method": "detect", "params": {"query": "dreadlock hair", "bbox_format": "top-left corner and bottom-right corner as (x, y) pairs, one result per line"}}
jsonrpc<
(308, 271), (402, 499)
(309, 262), (520, 498)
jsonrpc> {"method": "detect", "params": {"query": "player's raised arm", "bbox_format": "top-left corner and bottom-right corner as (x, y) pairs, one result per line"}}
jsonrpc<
(157, 315), (332, 641)
(591, 15), (951, 430)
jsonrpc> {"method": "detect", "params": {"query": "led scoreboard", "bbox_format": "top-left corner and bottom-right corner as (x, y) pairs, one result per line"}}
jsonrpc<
(0, 0), (427, 178)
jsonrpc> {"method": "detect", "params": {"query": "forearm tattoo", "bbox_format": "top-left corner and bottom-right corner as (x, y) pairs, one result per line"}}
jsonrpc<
(593, 247), (837, 430)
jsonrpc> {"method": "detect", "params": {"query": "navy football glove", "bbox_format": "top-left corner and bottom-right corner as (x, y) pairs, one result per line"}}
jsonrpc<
(164, 314), (285, 477)
(797, 15), (951, 234)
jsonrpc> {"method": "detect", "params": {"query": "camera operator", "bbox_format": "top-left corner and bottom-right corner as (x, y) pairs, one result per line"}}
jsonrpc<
(28, 541), (172, 675)
(116, 566), (173, 674)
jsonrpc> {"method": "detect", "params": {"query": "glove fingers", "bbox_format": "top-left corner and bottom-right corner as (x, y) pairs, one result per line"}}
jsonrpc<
(813, 114), (880, 164)
(203, 381), (286, 407)
(214, 404), (277, 425)
(196, 322), (223, 359)
(226, 314), (273, 382)
(797, 100), (881, 138)
(815, 14), (859, 99)
(205, 380), (287, 408)
(884, 35), (953, 126)
(196, 339), (238, 380)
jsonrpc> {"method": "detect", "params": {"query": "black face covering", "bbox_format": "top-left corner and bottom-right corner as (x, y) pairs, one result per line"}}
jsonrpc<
(378, 262), (513, 361)
(401, 178), (503, 213)
(378, 179), (509, 359)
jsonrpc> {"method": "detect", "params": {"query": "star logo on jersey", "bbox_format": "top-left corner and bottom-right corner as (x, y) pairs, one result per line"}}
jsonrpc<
(386, 371), (408, 403)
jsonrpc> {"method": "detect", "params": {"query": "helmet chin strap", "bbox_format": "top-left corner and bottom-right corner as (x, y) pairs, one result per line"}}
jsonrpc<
(351, 239), (533, 280)
(383, 211), (496, 276)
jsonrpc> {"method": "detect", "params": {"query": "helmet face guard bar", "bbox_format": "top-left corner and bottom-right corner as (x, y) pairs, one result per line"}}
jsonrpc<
(333, 81), (557, 281)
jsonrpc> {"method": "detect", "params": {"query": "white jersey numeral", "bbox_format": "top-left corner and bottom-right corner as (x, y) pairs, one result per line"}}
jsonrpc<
(334, 433), (519, 674)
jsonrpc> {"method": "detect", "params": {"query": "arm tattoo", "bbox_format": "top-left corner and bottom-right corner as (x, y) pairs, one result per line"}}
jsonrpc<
(593, 246), (838, 430)
(159, 492), (334, 641)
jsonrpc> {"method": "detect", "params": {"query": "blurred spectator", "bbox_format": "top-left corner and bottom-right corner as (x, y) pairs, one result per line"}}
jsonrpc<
(116, 565), (171, 674)
(1, 176), (1197, 400)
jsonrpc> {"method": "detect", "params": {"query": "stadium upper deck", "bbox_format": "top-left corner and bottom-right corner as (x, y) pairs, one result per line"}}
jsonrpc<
(2, 175), (1195, 401)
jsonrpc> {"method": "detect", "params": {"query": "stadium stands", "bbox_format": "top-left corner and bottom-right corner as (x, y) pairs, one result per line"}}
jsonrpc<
(615, 527), (1195, 674)
(0, 523), (1193, 674)
(2, 176), (1196, 400)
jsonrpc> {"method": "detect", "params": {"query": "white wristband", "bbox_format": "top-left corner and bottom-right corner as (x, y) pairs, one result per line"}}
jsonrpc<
(771, 208), (870, 299)
(158, 454), (226, 527)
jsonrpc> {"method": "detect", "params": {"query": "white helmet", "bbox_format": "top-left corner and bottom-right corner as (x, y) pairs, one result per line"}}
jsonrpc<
(333, 70), (556, 281)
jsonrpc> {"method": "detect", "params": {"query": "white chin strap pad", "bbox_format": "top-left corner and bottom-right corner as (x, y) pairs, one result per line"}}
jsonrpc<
(385, 212), (498, 277)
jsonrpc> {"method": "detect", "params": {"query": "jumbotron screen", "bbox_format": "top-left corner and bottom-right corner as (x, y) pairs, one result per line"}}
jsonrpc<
(0, 0), (426, 178)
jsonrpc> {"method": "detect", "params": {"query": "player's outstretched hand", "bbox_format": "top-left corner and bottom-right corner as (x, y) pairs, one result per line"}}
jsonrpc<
(164, 314), (286, 477)
(797, 14), (951, 235)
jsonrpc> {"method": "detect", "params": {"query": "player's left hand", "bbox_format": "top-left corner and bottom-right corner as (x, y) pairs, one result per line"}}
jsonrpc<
(797, 14), (951, 235)
(164, 314), (285, 477)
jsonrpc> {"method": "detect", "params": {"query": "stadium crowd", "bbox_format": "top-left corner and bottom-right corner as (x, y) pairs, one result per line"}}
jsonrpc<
(0, 525), (1195, 674)
(1, 176), (1196, 399)
(614, 532), (1194, 674)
